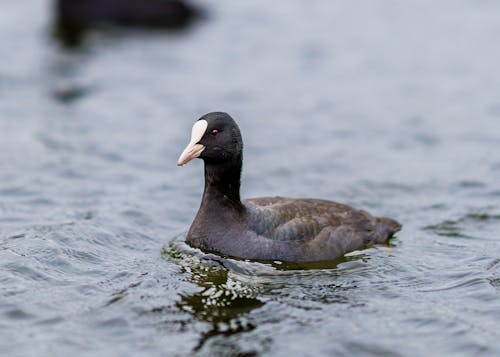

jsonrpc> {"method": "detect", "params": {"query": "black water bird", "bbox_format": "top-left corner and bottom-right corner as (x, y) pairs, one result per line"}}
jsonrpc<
(178, 112), (401, 262)
(54, 0), (199, 47)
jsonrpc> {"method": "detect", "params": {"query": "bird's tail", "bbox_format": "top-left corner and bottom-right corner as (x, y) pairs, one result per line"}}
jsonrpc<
(375, 216), (402, 243)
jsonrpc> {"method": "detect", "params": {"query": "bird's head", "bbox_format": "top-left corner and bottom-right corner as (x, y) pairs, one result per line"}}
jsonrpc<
(177, 112), (243, 166)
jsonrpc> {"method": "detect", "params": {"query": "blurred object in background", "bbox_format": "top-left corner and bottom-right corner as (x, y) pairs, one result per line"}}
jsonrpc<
(53, 0), (201, 47)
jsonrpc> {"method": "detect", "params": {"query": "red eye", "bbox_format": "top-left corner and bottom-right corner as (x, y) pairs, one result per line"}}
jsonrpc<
(211, 129), (219, 136)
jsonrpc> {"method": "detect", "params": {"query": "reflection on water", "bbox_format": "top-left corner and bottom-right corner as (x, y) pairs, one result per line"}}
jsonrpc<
(161, 239), (381, 354)
(52, 84), (92, 104)
(161, 238), (378, 353)
(163, 242), (264, 351)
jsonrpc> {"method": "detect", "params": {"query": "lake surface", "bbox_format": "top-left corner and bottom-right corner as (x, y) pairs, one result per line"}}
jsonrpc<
(1, 0), (500, 356)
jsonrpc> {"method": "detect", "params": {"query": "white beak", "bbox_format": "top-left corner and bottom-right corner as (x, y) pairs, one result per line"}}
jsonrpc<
(177, 120), (208, 166)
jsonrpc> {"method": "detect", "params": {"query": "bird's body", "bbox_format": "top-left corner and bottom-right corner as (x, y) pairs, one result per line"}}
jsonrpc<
(178, 112), (401, 262)
(188, 195), (400, 262)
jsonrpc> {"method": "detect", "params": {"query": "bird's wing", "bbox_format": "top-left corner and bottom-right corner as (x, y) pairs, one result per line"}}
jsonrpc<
(243, 197), (377, 243)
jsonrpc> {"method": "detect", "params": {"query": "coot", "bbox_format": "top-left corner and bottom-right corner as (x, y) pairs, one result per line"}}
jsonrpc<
(54, 0), (199, 47)
(177, 112), (401, 262)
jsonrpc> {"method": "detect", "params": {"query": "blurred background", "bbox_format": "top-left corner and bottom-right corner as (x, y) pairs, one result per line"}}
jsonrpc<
(1, 0), (499, 356)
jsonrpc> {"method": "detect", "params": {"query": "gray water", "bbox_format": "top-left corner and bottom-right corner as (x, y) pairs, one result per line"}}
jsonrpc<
(1, 0), (500, 356)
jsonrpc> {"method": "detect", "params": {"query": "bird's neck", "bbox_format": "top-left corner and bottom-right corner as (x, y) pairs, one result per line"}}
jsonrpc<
(201, 155), (244, 212)
(187, 156), (244, 249)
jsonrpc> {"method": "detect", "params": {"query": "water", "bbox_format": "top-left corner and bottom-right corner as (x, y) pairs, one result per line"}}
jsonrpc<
(1, 0), (500, 355)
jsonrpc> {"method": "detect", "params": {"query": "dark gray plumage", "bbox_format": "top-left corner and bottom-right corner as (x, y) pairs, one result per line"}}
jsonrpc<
(178, 112), (401, 262)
